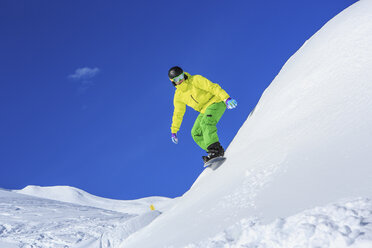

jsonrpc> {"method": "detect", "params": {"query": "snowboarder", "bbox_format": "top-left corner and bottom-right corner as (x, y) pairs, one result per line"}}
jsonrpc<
(169, 66), (237, 164)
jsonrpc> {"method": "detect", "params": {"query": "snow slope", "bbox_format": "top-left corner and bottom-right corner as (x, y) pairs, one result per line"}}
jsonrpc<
(121, 0), (372, 247)
(0, 188), (172, 247)
(186, 198), (372, 248)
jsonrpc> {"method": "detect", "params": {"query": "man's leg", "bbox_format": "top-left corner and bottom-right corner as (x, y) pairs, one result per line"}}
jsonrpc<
(191, 113), (208, 151)
(200, 101), (226, 149)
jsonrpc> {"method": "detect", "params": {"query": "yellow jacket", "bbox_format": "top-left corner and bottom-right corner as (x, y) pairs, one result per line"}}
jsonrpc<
(171, 72), (230, 133)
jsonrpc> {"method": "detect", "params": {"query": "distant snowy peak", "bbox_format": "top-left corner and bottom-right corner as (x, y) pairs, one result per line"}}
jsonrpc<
(15, 185), (96, 203)
(14, 185), (172, 214)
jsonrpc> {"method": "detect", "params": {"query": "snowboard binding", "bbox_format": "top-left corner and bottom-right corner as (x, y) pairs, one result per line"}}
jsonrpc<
(202, 142), (225, 164)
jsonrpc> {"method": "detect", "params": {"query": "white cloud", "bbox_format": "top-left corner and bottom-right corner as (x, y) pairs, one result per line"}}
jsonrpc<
(68, 67), (101, 95)
(69, 67), (100, 80)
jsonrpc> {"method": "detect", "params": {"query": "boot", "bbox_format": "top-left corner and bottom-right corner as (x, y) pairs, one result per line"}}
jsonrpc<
(202, 142), (225, 164)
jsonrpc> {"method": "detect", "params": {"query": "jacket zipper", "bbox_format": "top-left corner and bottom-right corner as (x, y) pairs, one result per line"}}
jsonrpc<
(191, 95), (199, 104)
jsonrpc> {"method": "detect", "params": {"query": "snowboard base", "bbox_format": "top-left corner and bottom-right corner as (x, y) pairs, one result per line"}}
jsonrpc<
(203, 157), (226, 170)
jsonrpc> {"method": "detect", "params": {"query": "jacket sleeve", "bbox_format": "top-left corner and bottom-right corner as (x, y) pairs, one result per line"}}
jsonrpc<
(194, 75), (230, 101)
(171, 95), (186, 133)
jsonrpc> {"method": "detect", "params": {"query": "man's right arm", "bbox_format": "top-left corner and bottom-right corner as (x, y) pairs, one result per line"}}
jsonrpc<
(171, 98), (186, 134)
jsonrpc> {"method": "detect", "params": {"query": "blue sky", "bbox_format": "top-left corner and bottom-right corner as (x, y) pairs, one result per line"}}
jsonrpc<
(0, 0), (356, 200)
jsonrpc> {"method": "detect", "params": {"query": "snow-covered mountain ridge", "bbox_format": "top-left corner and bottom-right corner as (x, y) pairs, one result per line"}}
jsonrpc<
(1, 0), (372, 247)
(13, 185), (172, 215)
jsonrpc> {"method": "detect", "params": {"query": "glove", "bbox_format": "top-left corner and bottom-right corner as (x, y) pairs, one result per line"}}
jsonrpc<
(225, 97), (238, 109)
(171, 133), (178, 144)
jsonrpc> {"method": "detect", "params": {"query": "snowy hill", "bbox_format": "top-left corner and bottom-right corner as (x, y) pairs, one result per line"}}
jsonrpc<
(13, 185), (172, 215)
(2, 0), (372, 247)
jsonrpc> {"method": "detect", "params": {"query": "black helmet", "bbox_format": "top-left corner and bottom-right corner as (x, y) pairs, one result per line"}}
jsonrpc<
(168, 66), (183, 79)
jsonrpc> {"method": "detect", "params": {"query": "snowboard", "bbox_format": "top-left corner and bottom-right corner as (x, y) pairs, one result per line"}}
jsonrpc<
(203, 157), (226, 170)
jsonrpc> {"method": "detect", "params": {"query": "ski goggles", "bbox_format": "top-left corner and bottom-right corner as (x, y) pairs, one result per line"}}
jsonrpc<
(171, 72), (185, 83)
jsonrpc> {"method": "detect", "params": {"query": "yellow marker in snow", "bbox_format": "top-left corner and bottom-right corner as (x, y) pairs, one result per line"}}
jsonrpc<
(150, 204), (155, 211)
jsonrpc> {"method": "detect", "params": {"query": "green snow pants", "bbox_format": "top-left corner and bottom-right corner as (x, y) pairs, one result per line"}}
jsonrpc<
(191, 101), (226, 151)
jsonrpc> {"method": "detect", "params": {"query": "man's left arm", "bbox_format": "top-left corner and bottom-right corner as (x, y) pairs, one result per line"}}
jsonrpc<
(195, 75), (229, 100)
(195, 75), (237, 109)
